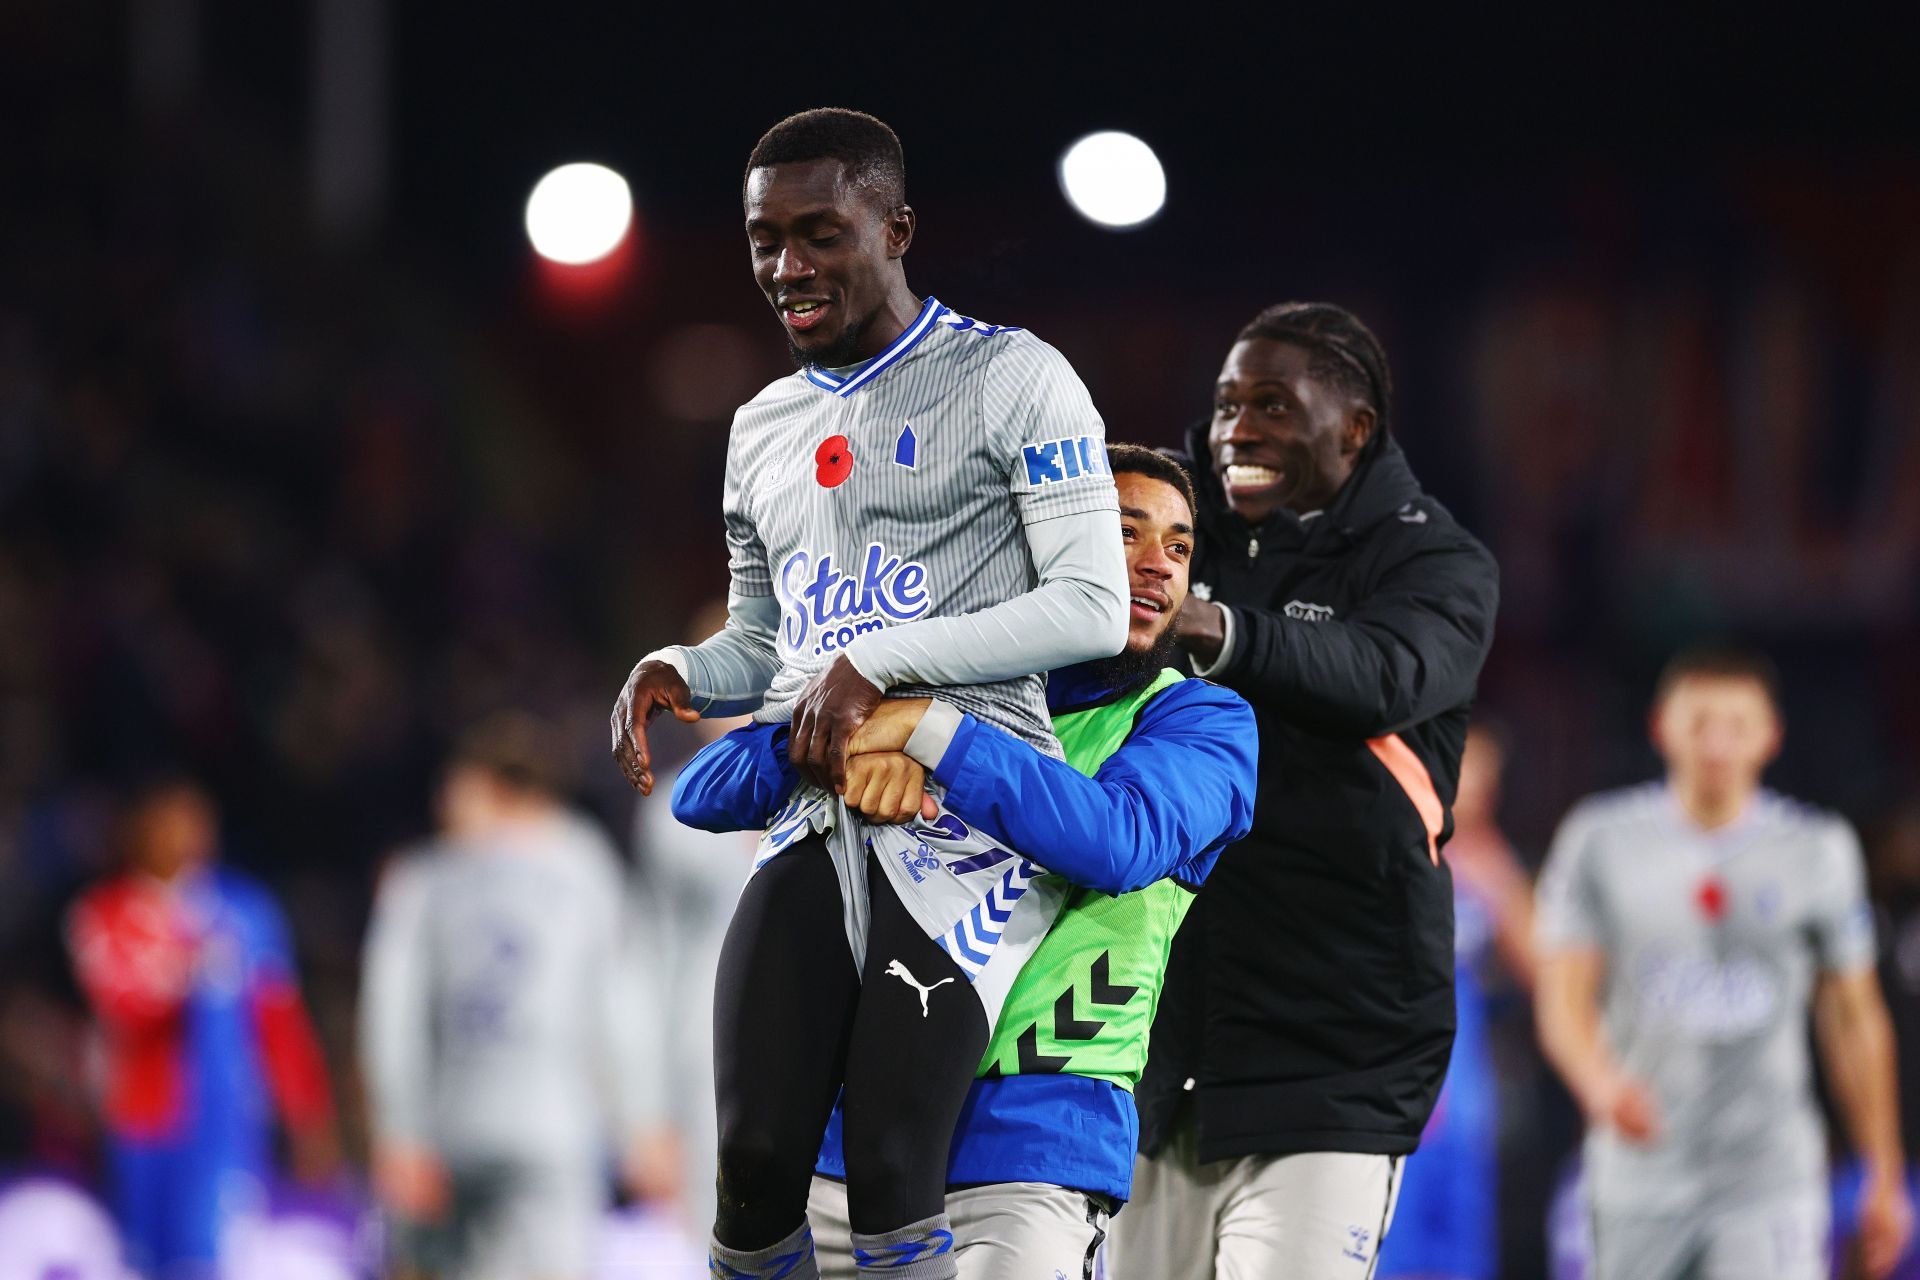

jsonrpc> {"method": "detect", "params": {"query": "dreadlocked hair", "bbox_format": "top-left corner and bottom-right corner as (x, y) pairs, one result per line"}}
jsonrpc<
(745, 108), (906, 209)
(1237, 301), (1393, 430)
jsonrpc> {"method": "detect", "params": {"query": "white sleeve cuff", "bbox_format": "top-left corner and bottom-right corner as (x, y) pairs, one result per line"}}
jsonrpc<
(1189, 605), (1238, 679)
(641, 648), (691, 682)
(902, 699), (966, 771)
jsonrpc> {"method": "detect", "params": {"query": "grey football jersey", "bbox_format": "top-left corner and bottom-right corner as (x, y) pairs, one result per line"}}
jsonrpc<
(360, 811), (656, 1165)
(1536, 783), (1874, 1212)
(719, 298), (1118, 754)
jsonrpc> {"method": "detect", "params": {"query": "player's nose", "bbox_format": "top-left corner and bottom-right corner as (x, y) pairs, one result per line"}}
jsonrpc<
(1218, 406), (1265, 445)
(1135, 548), (1174, 581)
(772, 246), (815, 284)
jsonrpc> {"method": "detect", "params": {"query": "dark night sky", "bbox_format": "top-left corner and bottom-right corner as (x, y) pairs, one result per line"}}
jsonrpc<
(185, 3), (1920, 298)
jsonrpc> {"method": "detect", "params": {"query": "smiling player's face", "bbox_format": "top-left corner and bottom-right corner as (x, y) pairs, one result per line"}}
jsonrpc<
(745, 158), (913, 367)
(1209, 338), (1373, 524)
(1115, 472), (1193, 655)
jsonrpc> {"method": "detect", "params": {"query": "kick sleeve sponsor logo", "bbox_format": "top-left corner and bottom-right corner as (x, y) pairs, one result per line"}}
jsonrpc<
(1021, 434), (1109, 487)
(776, 542), (932, 656)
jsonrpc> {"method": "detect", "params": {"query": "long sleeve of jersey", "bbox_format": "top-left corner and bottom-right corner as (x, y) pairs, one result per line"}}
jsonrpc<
(928, 679), (1258, 894)
(843, 506), (1129, 690)
(247, 899), (335, 1133)
(358, 857), (435, 1145)
(645, 589), (783, 717)
(252, 981), (335, 1133)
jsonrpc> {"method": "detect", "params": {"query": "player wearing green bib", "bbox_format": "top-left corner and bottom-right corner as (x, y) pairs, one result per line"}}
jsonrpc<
(674, 446), (1257, 1276)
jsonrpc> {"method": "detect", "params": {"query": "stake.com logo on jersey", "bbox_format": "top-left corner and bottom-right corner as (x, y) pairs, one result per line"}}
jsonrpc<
(778, 542), (932, 657)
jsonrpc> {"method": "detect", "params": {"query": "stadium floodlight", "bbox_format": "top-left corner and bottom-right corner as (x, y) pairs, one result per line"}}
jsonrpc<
(1057, 131), (1166, 230)
(525, 162), (633, 265)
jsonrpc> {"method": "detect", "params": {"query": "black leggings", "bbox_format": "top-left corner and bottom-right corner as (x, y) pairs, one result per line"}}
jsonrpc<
(711, 835), (988, 1246)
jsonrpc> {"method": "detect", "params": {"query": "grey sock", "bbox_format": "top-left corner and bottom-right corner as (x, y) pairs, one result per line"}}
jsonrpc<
(709, 1220), (819, 1279)
(850, 1213), (958, 1279)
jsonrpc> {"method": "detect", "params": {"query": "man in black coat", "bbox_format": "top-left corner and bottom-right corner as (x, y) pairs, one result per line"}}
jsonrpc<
(1104, 302), (1499, 1280)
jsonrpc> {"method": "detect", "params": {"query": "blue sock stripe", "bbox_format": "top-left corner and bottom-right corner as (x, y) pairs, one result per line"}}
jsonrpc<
(853, 1228), (955, 1268)
(711, 1226), (815, 1279)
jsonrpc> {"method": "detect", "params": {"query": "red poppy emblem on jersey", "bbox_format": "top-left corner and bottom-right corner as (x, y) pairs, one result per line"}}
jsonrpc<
(815, 435), (854, 488)
(1696, 876), (1727, 922)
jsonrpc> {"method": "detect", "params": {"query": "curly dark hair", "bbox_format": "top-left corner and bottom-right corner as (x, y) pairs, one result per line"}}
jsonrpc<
(745, 108), (906, 209)
(1107, 443), (1197, 520)
(1237, 301), (1393, 430)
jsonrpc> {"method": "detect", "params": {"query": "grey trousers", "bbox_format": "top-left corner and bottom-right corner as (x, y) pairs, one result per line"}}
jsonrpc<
(808, 1176), (1110, 1280)
(1102, 1114), (1402, 1280)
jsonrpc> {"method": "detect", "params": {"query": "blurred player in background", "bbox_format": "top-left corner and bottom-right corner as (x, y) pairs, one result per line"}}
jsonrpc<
(361, 714), (659, 1280)
(66, 777), (339, 1280)
(1536, 646), (1913, 1280)
(611, 108), (1127, 1280)
(1379, 720), (1535, 1280)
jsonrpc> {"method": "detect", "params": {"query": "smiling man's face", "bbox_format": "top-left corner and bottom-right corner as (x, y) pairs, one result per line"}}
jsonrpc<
(744, 157), (913, 368)
(1208, 337), (1374, 523)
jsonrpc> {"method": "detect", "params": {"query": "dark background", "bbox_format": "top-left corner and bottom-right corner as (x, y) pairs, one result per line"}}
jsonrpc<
(3, 3), (1918, 1274)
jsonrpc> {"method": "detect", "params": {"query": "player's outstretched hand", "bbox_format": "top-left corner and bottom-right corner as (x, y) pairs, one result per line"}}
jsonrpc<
(1858, 1168), (1915, 1278)
(610, 659), (700, 794)
(789, 654), (882, 791)
(843, 752), (938, 824)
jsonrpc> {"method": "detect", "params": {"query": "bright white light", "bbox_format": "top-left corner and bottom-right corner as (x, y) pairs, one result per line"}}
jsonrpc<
(525, 162), (633, 265)
(1058, 132), (1166, 230)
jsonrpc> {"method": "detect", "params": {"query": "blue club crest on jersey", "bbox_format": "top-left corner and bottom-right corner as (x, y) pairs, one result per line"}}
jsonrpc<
(1022, 435), (1108, 487)
(895, 422), (918, 469)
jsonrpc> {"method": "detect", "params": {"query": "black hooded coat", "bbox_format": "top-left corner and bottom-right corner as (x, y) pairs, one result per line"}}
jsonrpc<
(1141, 422), (1499, 1161)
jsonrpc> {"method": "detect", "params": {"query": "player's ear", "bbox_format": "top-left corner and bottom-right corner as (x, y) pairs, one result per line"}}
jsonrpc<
(1343, 404), (1376, 457)
(886, 204), (916, 259)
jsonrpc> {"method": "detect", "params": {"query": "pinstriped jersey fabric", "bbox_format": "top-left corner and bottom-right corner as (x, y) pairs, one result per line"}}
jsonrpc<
(722, 297), (1118, 754)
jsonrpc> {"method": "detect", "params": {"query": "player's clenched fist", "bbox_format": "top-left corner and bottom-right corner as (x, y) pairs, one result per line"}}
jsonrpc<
(841, 752), (937, 825)
(610, 659), (701, 794)
(788, 654), (883, 791)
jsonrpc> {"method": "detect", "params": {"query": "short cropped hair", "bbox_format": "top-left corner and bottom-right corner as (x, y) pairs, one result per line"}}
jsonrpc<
(1653, 643), (1782, 710)
(450, 711), (566, 798)
(1108, 443), (1197, 521)
(745, 108), (906, 209)
(1238, 301), (1394, 430)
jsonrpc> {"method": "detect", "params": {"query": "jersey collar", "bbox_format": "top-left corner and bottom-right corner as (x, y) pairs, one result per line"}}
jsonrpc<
(802, 296), (947, 397)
